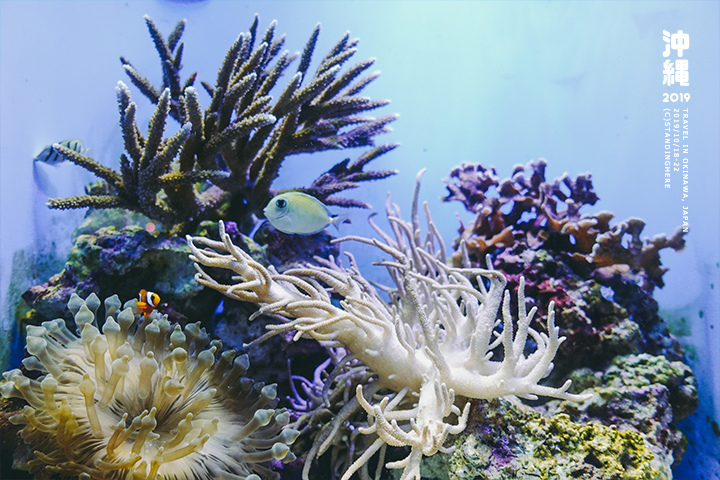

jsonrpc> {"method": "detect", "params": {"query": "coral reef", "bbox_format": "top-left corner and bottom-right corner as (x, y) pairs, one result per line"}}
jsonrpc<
(1, 293), (298, 480)
(437, 159), (697, 477)
(441, 160), (689, 377)
(187, 172), (589, 480)
(424, 398), (671, 480)
(21, 217), (208, 326)
(420, 353), (697, 479)
(48, 15), (397, 234)
(2, 10), (699, 480)
(550, 353), (697, 466)
(444, 159), (685, 292)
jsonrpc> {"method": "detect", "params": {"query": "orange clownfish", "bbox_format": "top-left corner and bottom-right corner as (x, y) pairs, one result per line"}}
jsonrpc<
(137, 289), (161, 317)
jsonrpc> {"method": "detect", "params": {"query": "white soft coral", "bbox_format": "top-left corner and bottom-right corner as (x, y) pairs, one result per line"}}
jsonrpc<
(188, 171), (590, 480)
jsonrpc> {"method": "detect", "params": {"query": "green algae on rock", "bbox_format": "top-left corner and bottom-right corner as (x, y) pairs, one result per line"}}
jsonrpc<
(550, 353), (698, 466)
(21, 223), (204, 326)
(422, 398), (671, 480)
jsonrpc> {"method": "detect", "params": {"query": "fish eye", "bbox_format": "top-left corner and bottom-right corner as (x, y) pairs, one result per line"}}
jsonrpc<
(276, 198), (287, 209)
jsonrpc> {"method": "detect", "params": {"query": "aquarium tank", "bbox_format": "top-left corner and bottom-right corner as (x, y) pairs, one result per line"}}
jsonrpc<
(1, 1), (718, 479)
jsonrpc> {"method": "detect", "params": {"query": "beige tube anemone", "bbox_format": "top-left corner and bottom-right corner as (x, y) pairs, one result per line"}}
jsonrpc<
(1, 293), (298, 480)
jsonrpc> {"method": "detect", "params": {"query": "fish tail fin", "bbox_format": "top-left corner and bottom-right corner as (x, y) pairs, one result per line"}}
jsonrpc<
(248, 218), (268, 239)
(331, 215), (351, 232)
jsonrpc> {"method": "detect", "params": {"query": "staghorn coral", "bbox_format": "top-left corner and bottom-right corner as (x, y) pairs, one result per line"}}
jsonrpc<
(1, 293), (298, 480)
(48, 15), (396, 235)
(444, 159), (686, 291)
(187, 171), (590, 480)
(48, 15), (397, 233)
(125, 15), (399, 209)
(46, 83), (230, 232)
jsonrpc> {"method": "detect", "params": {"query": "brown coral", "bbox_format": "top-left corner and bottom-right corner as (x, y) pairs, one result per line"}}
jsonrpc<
(444, 159), (685, 291)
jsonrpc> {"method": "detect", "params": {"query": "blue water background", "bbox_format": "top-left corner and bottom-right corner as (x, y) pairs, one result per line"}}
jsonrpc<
(1, 1), (718, 476)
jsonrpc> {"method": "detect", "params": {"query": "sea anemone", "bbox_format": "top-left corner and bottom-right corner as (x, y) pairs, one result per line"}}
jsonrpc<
(1, 293), (298, 480)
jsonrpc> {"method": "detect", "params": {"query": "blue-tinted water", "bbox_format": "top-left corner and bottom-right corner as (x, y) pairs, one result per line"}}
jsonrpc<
(1, 1), (718, 478)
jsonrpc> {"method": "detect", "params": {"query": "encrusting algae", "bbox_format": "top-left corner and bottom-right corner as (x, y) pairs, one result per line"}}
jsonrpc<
(1, 293), (297, 480)
(435, 398), (668, 480)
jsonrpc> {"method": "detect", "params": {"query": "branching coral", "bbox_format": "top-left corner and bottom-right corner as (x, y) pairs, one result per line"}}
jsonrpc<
(444, 159), (598, 247)
(123, 15), (398, 209)
(46, 15), (397, 233)
(187, 171), (589, 480)
(47, 83), (230, 229)
(444, 159), (686, 291)
(589, 217), (686, 289)
(1, 293), (298, 480)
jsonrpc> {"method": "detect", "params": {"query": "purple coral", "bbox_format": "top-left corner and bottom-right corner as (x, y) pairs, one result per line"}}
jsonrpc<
(443, 162), (499, 213)
(443, 159), (684, 292)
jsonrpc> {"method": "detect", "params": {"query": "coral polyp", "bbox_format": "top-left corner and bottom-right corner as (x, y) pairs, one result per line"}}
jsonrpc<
(1, 293), (297, 480)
